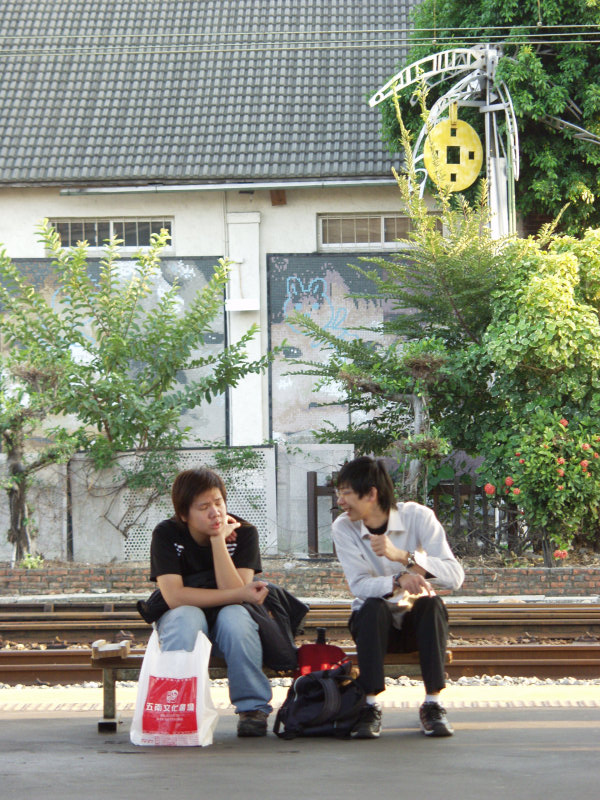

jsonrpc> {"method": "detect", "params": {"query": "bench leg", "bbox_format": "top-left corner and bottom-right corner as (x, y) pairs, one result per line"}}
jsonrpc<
(98, 667), (118, 733)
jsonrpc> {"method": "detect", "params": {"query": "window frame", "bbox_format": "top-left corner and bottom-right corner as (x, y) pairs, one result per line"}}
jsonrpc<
(317, 212), (442, 252)
(48, 217), (174, 252)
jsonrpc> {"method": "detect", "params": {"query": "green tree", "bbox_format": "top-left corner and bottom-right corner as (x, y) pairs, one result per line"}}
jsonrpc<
(292, 91), (600, 554)
(475, 227), (600, 555)
(0, 222), (272, 556)
(380, 0), (600, 233)
(295, 221), (600, 552)
(289, 100), (510, 497)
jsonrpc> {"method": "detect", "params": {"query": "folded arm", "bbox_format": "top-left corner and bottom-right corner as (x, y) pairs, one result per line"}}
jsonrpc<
(157, 573), (268, 609)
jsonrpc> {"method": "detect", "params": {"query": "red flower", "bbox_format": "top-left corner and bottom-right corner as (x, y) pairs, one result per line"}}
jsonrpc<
(515, 451), (521, 457)
(594, 453), (600, 459)
(504, 476), (514, 487)
(557, 484), (564, 490)
(582, 443), (591, 450)
(519, 458), (525, 464)
(559, 418), (568, 427)
(553, 549), (568, 560)
(512, 487), (521, 495)
(580, 460), (589, 470)
(483, 483), (495, 496)
(557, 468), (565, 477)
(557, 457), (566, 465)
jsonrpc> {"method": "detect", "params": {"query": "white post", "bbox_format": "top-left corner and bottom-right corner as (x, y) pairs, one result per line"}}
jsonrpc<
(224, 211), (265, 445)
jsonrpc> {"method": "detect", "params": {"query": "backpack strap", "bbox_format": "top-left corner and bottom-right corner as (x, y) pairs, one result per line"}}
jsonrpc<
(272, 707), (285, 738)
(305, 675), (343, 726)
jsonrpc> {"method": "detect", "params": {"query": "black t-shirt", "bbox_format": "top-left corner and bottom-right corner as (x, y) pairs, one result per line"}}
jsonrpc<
(149, 515), (262, 584)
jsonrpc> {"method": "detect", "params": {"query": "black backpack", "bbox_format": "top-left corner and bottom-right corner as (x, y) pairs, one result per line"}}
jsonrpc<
(273, 660), (366, 739)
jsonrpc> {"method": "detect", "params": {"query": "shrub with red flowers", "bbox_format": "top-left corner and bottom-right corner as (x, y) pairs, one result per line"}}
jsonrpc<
(479, 410), (600, 552)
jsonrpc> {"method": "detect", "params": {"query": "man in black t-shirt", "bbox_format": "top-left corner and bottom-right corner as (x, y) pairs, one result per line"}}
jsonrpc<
(150, 468), (273, 737)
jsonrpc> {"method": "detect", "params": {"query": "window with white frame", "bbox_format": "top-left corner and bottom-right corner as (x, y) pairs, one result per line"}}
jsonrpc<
(318, 213), (441, 251)
(49, 217), (173, 249)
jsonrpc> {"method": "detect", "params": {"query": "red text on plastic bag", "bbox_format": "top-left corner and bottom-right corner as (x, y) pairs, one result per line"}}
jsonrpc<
(142, 676), (198, 734)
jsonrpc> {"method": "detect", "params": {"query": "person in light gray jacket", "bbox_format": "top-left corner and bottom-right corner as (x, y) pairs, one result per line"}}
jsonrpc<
(332, 456), (464, 739)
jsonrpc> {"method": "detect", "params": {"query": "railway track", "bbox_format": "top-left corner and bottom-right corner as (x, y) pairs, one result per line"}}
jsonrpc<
(1, 642), (599, 685)
(1, 600), (599, 684)
(1, 600), (599, 646)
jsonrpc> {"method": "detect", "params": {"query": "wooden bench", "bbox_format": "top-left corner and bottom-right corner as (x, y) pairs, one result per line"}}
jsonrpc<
(91, 639), (452, 732)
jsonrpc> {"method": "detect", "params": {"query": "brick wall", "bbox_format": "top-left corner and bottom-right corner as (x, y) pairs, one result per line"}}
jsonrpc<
(0, 558), (598, 598)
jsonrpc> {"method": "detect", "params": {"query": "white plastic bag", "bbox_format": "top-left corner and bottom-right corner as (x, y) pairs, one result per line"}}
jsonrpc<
(130, 629), (218, 746)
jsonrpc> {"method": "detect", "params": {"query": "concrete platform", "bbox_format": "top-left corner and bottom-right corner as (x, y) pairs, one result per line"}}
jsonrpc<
(1, 683), (599, 800)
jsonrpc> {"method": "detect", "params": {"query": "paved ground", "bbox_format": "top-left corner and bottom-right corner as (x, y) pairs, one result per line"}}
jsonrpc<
(1, 683), (598, 800)
(2, 592), (599, 798)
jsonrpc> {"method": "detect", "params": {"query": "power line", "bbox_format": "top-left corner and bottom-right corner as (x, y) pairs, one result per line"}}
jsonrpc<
(1, 33), (599, 61)
(0, 23), (598, 43)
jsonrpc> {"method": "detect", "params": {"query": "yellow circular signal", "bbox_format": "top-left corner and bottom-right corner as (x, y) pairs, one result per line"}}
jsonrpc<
(424, 118), (483, 192)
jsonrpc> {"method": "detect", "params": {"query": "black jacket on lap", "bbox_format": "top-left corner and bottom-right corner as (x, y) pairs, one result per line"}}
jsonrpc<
(137, 578), (309, 672)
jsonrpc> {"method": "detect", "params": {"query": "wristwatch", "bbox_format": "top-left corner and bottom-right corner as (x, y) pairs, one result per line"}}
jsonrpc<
(405, 551), (417, 570)
(393, 553), (417, 590)
(393, 571), (404, 589)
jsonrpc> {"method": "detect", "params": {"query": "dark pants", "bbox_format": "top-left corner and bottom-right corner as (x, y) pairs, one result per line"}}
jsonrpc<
(349, 595), (449, 696)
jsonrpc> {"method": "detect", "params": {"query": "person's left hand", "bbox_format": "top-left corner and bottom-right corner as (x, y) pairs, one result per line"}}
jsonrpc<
(224, 515), (241, 542)
(397, 571), (434, 596)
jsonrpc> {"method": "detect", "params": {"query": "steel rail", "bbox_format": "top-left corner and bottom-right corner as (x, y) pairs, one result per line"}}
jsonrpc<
(1, 601), (599, 644)
(1, 643), (599, 685)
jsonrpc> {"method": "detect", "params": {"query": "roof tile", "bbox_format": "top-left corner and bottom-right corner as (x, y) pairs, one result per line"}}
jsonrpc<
(0, 0), (414, 184)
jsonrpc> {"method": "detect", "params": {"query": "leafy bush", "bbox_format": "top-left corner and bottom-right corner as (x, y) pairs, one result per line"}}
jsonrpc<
(479, 411), (600, 551)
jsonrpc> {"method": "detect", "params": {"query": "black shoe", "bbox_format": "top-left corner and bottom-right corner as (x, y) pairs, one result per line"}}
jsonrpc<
(419, 701), (454, 737)
(237, 710), (269, 737)
(351, 703), (382, 739)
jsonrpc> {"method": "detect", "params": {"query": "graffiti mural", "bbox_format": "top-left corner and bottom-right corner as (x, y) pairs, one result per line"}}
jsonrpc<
(268, 253), (401, 440)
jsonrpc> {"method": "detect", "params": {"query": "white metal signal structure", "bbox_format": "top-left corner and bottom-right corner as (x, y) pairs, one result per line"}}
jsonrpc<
(369, 45), (519, 238)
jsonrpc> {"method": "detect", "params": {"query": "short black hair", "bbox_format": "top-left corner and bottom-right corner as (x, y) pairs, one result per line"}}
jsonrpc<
(336, 456), (397, 513)
(171, 468), (227, 523)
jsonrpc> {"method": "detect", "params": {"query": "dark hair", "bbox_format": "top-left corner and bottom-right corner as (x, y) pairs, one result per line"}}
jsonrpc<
(336, 456), (397, 514)
(171, 468), (227, 523)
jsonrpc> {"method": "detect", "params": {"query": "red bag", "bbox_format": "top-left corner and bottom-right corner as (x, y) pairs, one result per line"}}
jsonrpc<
(295, 628), (348, 676)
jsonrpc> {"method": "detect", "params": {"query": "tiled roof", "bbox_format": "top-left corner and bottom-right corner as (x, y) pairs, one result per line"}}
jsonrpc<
(0, 1), (415, 185)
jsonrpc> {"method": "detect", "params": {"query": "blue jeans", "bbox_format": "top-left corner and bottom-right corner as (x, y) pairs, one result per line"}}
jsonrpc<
(156, 604), (273, 715)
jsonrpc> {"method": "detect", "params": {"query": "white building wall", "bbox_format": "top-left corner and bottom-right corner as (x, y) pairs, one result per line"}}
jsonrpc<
(0, 184), (411, 556)
(0, 183), (405, 258)
(0, 183), (405, 448)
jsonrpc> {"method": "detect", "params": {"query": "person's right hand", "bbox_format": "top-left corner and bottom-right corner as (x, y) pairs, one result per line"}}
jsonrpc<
(238, 581), (269, 605)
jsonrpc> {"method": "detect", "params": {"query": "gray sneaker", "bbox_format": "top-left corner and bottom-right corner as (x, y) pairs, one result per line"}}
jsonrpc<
(351, 703), (382, 739)
(419, 701), (454, 737)
(237, 709), (269, 737)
